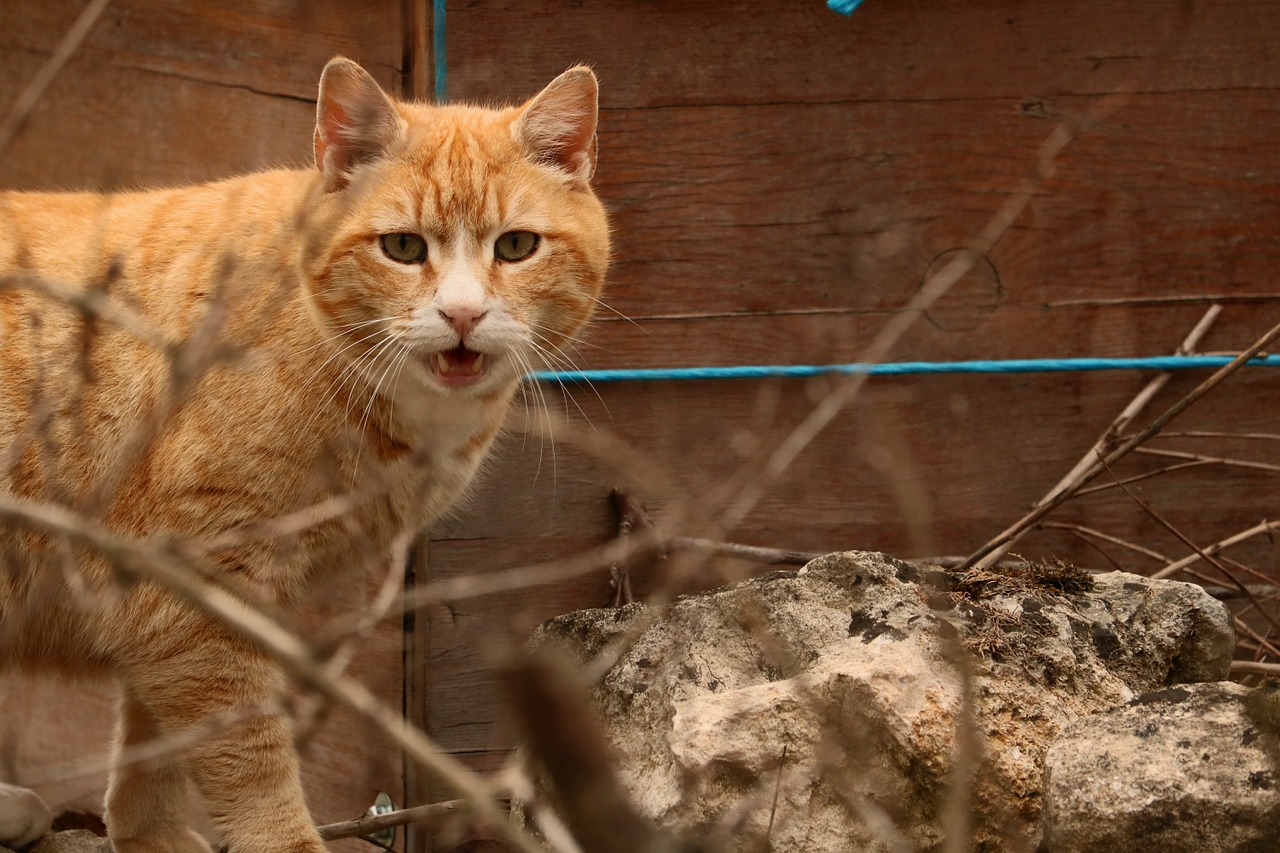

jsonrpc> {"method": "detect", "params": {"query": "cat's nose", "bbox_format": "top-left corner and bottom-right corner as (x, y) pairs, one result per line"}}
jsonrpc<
(439, 306), (487, 338)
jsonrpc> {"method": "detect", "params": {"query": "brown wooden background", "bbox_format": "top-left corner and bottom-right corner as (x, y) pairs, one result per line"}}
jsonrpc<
(4, 1), (1280, 851)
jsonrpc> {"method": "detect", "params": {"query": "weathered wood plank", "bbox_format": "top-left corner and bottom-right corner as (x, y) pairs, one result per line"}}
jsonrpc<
(443, 0), (1280, 109)
(0, 0), (401, 189)
(0, 0), (401, 101)
(581, 92), (1280, 321)
(565, 302), (1280, 372)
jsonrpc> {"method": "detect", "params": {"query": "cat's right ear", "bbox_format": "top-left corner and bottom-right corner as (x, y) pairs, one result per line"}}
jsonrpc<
(315, 57), (406, 192)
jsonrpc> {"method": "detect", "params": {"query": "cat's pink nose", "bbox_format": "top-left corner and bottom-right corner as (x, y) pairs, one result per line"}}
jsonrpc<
(439, 306), (487, 338)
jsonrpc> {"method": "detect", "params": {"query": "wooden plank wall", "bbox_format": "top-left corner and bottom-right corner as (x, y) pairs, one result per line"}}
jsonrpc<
(4, 2), (1280, 852)
(0, 2), (409, 850)
(416, 0), (1280, 830)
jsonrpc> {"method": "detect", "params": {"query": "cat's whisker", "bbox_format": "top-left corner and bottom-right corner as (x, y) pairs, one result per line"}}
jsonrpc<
(526, 319), (614, 355)
(350, 333), (408, 482)
(291, 323), (398, 416)
(587, 294), (647, 334)
(513, 347), (556, 488)
(525, 331), (613, 434)
(297, 327), (405, 445)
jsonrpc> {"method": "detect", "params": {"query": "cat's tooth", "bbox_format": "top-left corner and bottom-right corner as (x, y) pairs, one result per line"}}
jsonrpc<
(473, 353), (485, 372)
(436, 352), (449, 372)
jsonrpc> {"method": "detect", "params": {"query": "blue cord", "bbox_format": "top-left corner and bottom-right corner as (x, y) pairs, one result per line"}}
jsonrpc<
(433, 0), (447, 102)
(527, 355), (1280, 384)
(828, 0), (866, 15)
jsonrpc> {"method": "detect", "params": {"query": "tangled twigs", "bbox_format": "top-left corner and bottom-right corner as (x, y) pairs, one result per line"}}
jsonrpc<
(607, 489), (819, 605)
(1152, 519), (1280, 581)
(1097, 456), (1280, 645)
(964, 316), (1280, 569)
(967, 304), (1221, 570)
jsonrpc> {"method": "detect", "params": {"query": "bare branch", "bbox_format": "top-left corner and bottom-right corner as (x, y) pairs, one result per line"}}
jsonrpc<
(1152, 520), (1280, 580)
(0, 493), (545, 853)
(968, 304), (1221, 569)
(1131, 446), (1280, 476)
(964, 318), (1280, 568)
(317, 799), (467, 843)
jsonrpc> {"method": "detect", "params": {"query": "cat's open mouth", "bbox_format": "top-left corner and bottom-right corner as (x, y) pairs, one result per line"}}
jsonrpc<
(428, 345), (489, 387)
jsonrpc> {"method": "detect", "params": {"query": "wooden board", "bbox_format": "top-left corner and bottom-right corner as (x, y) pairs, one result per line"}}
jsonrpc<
(412, 0), (1280, 832)
(5, 1), (1280, 850)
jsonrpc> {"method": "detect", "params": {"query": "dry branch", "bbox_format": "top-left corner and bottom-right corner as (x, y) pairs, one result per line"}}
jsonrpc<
(1039, 522), (1171, 564)
(316, 799), (467, 843)
(1131, 446), (1280, 476)
(1230, 660), (1280, 678)
(1152, 520), (1280, 581)
(967, 304), (1221, 569)
(1098, 458), (1280, 643)
(964, 317), (1280, 569)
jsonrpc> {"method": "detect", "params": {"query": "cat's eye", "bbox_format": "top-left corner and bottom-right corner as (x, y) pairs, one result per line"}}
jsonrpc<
(380, 233), (427, 264)
(494, 231), (540, 262)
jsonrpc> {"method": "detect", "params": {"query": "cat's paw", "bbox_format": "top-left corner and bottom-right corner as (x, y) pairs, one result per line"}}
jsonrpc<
(0, 784), (52, 850)
(109, 828), (213, 853)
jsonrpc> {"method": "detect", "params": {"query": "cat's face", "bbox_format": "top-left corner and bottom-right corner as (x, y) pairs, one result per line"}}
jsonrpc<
(305, 60), (609, 404)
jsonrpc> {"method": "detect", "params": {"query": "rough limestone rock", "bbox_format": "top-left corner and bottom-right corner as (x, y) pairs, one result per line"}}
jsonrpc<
(1043, 681), (1280, 853)
(0, 830), (113, 853)
(530, 551), (1234, 852)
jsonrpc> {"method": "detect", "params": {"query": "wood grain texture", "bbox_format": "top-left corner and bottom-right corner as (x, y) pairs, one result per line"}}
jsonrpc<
(0, 0), (401, 188)
(443, 0), (1278, 108)
(4, 0), (1280, 846)
(419, 0), (1280, 781)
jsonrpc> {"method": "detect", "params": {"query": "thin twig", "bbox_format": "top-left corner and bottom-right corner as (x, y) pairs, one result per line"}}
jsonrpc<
(0, 494), (545, 853)
(670, 537), (821, 567)
(1228, 617), (1280, 666)
(763, 745), (788, 848)
(1152, 520), (1280, 580)
(1039, 521), (1171, 563)
(1233, 618), (1280, 662)
(1072, 460), (1214, 497)
(1097, 457), (1280, 641)
(1231, 660), (1280, 678)
(1149, 430), (1280, 443)
(719, 103), (1106, 536)
(1131, 446), (1280, 475)
(317, 799), (467, 842)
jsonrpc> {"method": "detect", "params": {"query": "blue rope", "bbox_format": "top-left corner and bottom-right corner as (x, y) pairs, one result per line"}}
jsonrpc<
(527, 355), (1280, 384)
(828, 0), (866, 15)
(433, 0), (447, 102)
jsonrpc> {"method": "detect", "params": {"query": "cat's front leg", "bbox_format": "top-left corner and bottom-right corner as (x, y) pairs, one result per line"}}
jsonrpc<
(117, 620), (326, 853)
(0, 783), (52, 849)
(105, 694), (213, 853)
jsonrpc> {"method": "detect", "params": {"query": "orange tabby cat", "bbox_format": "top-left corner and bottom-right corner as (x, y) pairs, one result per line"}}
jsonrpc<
(0, 57), (608, 852)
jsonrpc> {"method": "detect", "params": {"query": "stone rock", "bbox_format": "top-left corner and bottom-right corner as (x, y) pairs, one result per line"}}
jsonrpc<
(529, 551), (1234, 852)
(1, 829), (112, 853)
(1043, 681), (1280, 853)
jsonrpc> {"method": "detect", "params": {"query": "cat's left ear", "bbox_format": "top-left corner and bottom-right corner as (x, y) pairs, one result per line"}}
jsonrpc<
(315, 57), (406, 192)
(515, 66), (599, 183)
